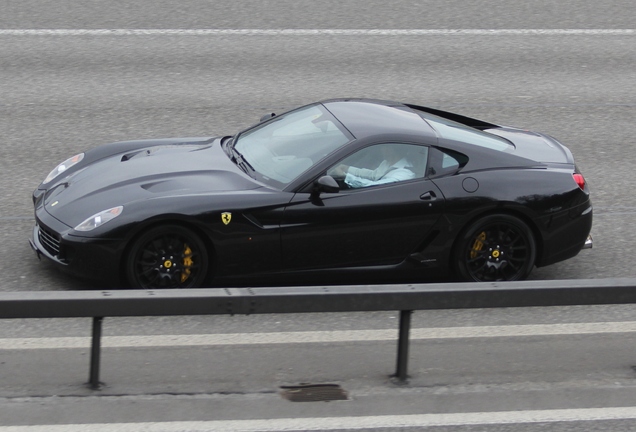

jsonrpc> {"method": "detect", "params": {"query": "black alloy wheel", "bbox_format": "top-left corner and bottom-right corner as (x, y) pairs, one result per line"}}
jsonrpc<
(126, 225), (209, 289)
(455, 214), (536, 282)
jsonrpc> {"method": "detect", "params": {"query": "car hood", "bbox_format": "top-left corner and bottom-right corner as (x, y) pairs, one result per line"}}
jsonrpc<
(42, 140), (261, 227)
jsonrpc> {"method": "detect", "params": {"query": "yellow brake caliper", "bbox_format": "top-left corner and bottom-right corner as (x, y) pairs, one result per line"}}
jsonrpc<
(470, 232), (487, 259)
(181, 244), (193, 283)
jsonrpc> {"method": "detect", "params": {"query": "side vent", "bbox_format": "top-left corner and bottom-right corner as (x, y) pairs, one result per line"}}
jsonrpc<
(407, 230), (441, 267)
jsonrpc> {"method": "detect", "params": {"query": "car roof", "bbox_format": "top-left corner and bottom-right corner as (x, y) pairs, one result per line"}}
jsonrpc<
(316, 98), (543, 176)
(321, 99), (437, 141)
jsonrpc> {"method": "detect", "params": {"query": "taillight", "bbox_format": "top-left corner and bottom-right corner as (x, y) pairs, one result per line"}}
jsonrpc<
(573, 173), (586, 190)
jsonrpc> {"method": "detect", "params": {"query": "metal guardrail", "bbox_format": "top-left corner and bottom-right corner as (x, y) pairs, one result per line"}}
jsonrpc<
(3, 278), (636, 389)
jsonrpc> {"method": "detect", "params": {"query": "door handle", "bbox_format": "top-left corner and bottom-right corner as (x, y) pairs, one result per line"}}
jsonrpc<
(420, 191), (437, 201)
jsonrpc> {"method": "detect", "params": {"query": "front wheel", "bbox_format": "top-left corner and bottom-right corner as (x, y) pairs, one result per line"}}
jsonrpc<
(126, 225), (209, 289)
(454, 214), (536, 282)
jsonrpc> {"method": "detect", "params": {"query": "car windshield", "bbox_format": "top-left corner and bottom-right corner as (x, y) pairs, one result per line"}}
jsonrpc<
(233, 104), (351, 188)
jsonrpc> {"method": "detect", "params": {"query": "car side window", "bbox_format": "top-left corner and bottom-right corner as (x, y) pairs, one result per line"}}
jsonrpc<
(427, 147), (468, 178)
(327, 143), (428, 189)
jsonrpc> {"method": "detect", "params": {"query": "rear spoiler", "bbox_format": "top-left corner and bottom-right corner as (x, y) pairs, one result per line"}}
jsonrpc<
(404, 103), (500, 131)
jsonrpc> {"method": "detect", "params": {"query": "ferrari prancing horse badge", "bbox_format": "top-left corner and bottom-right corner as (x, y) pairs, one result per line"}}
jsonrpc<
(221, 212), (232, 225)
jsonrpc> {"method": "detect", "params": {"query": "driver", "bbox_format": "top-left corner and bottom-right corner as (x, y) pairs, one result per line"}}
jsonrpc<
(331, 145), (415, 188)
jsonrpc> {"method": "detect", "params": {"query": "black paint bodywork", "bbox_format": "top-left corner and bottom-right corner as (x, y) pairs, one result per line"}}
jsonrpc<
(30, 99), (592, 287)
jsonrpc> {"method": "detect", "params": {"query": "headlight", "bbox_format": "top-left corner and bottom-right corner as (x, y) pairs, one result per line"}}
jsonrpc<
(43, 153), (84, 184)
(75, 206), (123, 232)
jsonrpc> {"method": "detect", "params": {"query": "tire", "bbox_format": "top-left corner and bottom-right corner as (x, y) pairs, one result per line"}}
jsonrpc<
(454, 214), (536, 282)
(126, 225), (209, 289)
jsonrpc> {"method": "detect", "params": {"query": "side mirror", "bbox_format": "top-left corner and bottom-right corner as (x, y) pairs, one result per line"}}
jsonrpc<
(312, 176), (340, 195)
(260, 113), (276, 122)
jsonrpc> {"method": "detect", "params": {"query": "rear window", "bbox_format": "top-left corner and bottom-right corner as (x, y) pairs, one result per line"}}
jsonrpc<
(420, 114), (514, 152)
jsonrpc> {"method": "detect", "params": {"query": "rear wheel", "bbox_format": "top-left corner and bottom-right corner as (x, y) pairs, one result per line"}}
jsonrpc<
(454, 214), (536, 282)
(126, 225), (209, 289)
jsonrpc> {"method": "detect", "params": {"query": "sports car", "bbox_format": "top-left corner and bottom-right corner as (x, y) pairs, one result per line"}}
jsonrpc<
(30, 98), (593, 288)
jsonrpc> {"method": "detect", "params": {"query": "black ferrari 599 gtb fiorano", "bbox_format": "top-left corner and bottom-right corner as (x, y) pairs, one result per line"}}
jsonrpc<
(30, 99), (592, 288)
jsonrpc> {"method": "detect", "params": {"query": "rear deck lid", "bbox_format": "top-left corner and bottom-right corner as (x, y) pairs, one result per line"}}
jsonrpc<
(486, 127), (574, 164)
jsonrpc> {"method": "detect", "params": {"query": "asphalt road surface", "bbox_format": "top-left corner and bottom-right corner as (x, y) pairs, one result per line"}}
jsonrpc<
(1, 0), (636, 430)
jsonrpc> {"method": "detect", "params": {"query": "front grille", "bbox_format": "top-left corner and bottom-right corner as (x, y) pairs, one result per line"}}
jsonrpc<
(38, 226), (61, 258)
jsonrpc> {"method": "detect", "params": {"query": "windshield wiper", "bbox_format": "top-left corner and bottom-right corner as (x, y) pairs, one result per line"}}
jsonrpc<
(221, 136), (234, 156)
(231, 145), (255, 175)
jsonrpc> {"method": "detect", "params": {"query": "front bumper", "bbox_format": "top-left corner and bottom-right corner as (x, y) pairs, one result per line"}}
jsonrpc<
(30, 217), (124, 286)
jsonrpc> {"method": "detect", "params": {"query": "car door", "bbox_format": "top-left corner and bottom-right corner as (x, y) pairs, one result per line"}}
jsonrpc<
(280, 143), (445, 271)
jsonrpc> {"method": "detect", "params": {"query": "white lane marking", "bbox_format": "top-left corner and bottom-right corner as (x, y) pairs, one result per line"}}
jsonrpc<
(0, 29), (633, 36)
(2, 407), (636, 431)
(2, 321), (636, 350)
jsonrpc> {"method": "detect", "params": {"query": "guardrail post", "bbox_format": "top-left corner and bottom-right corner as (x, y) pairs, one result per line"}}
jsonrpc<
(88, 316), (104, 390)
(393, 309), (413, 384)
